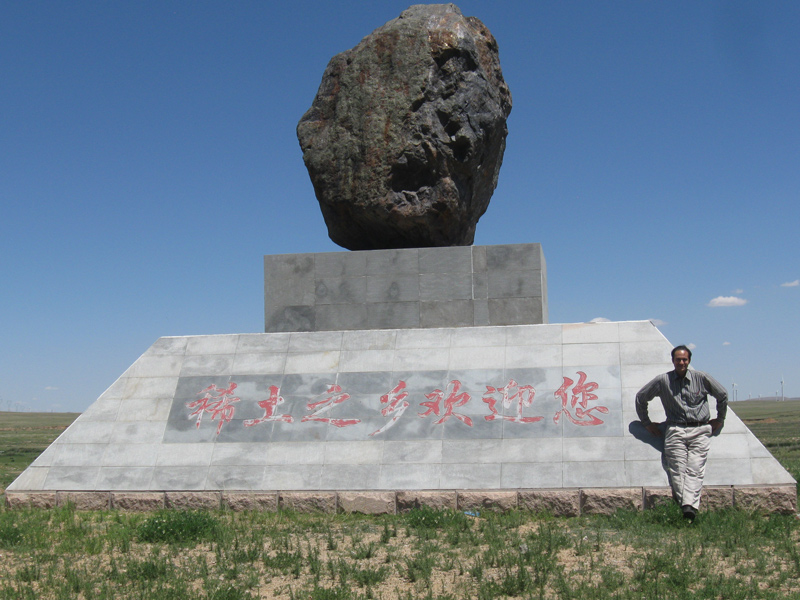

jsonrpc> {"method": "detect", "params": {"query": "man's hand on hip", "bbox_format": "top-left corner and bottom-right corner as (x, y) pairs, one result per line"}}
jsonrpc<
(710, 419), (723, 433)
(645, 423), (663, 437)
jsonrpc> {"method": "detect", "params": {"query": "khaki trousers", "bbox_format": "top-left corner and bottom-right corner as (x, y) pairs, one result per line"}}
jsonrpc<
(664, 424), (712, 510)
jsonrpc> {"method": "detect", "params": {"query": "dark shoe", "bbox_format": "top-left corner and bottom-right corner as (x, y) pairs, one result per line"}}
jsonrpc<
(682, 505), (696, 521)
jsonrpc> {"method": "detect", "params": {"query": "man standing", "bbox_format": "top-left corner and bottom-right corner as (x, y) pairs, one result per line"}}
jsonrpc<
(635, 345), (728, 521)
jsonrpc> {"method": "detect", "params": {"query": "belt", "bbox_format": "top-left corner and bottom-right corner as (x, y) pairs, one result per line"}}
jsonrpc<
(673, 421), (709, 427)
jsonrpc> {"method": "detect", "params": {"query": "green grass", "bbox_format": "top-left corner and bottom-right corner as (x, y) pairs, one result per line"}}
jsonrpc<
(136, 509), (220, 544)
(0, 412), (79, 490)
(0, 505), (797, 599)
(729, 399), (800, 488)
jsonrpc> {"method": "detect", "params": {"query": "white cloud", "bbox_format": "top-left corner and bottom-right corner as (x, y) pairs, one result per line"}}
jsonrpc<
(722, 341), (731, 346)
(687, 343), (697, 350)
(707, 296), (748, 307)
(589, 317), (611, 323)
(733, 288), (744, 294)
(649, 318), (667, 327)
(44, 386), (59, 391)
(781, 280), (799, 287)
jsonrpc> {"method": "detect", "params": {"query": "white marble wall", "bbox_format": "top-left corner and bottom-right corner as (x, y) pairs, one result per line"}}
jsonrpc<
(9, 321), (794, 493)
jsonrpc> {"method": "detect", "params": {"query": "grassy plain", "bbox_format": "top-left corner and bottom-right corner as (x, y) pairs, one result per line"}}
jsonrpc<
(0, 412), (79, 490)
(0, 404), (797, 599)
(0, 499), (798, 599)
(729, 399), (800, 487)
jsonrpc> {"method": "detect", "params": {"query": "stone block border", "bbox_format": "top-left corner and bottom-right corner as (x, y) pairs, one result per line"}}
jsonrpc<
(5, 485), (796, 515)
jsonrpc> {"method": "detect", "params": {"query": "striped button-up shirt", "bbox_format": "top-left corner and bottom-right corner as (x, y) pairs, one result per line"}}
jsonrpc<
(635, 369), (728, 427)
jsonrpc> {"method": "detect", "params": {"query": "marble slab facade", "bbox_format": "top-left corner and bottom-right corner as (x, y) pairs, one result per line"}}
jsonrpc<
(264, 244), (548, 332)
(8, 321), (795, 498)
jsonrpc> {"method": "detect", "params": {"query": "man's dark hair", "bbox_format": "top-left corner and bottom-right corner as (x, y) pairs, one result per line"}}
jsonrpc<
(671, 345), (693, 360)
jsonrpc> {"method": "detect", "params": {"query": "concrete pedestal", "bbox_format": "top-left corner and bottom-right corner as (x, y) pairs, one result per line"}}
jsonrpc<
(265, 244), (547, 332)
(7, 245), (795, 514)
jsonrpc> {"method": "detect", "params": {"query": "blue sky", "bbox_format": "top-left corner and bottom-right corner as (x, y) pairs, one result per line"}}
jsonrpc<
(2, 1), (798, 412)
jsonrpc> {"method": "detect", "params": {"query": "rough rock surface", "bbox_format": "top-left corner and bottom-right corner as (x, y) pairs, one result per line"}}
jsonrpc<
(518, 490), (581, 517)
(112, 492), (166, 511)
(278, 492), (337, 513)
(165, 491), (221, 510)
(222, 492), (279, 512)
(57, 492), (110, 510)
(643, 488), (674, 510)
(734, 485), (797, 515)
(5, 492), (58, 509)
(581, 489), (643, 515)
(396, 490), (457, 511)
(702, 486), (734, 511)
(298, 4), (512, 250)
(338, 491), (396, 514)
(457, 491), (517, 512)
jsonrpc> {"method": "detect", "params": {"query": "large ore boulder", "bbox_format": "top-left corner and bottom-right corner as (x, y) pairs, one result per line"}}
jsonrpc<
(297, 4), (512, 250)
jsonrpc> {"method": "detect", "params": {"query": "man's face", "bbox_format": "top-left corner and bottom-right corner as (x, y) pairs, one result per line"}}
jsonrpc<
(672, 350), (691, 376)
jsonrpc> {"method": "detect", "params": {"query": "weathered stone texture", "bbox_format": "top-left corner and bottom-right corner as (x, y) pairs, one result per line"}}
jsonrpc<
(643, 488), (674, 510)
(458, 491), (517, 512)
(279, 492), (337, 513)
(581, 489), (642, 515)
(5, 492), (58, 509)
(298, 4), (511, 250)
(734, 486), (797, 515)
(701, 487), (734, 511)
(222, 492), (279, 512)
(165, 492), (221, 510)
(397, 490), (458, 512)
(112, 492), (165, 511)
(338, 491), (396, 514)
(518, 490), (581, 517)
(57, 492), (110, 510)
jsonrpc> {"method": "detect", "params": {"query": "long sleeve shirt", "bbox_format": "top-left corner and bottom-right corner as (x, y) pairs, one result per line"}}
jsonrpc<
(635, 369), (728, 427)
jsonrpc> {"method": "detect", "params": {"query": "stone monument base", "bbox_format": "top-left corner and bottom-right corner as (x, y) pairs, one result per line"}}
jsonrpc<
(6, 486), (797, 516)
(7, 320), (796, 514)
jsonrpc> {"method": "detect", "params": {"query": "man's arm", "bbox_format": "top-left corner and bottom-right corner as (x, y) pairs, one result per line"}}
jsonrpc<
(635, 376), (663, 437)
(705, 374), (728, 432)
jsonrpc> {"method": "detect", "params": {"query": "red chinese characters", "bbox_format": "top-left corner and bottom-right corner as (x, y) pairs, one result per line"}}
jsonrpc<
(418, 380), (473, 426)
(370, 381), (410, 436)
(301, 384), (361, 428)
(185, 370), (610, 437)
(243, 385), (294, 427)
(186, 382), (240, 435)
(482, 379), (543, 424)
(553, 371), (608, 426)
